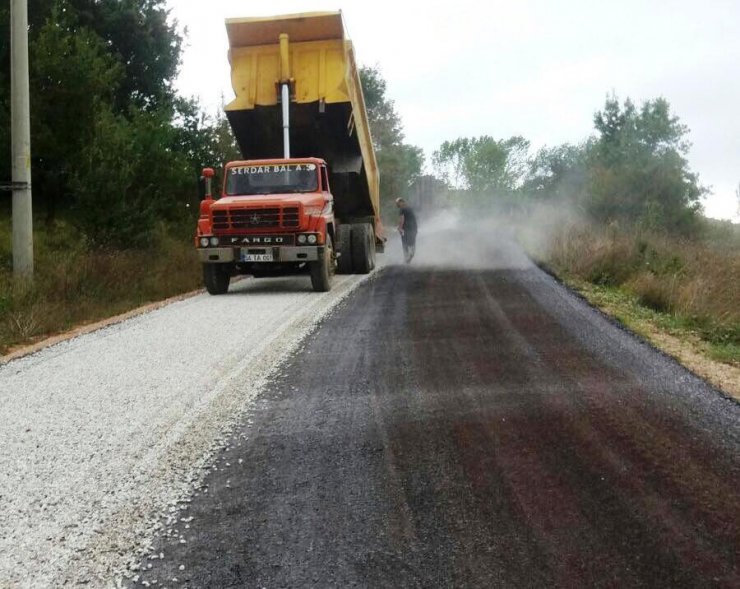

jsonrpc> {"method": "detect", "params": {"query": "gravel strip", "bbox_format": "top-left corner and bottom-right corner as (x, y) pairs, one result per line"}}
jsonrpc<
(0, 273), (373, 587)
(1, 287), (205, 364)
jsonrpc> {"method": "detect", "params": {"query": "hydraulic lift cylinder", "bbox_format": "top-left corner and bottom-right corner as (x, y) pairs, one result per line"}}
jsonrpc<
(279, 33), (291, 158)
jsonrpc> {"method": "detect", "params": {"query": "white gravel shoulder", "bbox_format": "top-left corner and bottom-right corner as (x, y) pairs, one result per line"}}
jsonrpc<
(0, 272), (374, 587)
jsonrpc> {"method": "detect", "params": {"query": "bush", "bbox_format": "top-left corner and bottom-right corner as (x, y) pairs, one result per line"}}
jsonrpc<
(70, 107), (194, 249)
(545, 222), (739, 348)
(629, 272), (676, 313)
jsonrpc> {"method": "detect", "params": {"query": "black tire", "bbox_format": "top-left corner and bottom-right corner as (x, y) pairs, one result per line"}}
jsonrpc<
(310, 235), (334, 292)
(336, 224), (353, 274)
(368, 229), (377, 271)
(203, 263), (230, 295)
(351, 223), (374, 274)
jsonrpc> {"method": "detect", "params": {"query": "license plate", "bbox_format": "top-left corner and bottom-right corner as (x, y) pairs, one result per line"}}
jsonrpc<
(241, 250), (273, 262)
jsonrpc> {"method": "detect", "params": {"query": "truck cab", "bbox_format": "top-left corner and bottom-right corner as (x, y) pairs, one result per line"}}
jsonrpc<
(196, 157), (338, 293)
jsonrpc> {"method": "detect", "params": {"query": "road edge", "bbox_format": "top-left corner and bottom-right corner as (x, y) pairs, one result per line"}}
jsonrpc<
(0, 288), (206, 365)
(0, 275), (255, 365)
(537, 262), (740, 403)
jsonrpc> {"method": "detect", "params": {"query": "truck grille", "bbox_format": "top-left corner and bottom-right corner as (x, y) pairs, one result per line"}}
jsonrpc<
(212, 206), (300, 231)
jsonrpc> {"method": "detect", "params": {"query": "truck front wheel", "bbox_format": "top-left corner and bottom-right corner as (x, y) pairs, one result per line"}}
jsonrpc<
(310, 236), (334, 292)
(351, 223), (375, 274)
(203, 263), (231, 295)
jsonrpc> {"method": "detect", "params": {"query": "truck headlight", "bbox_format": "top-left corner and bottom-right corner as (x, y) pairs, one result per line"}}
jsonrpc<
(297, 234), (307, 244)
(200, 237), (209, 247)
(307, 234), (317, 244)
(210, 236), (220, 246)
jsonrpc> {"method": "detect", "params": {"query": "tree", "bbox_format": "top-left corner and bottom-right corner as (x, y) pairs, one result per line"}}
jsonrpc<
(431, 138), (471, 190)
(432, 135), (530, 195)
(359, 66), (423, 207)
(2, 0), (180, 109)
(589, 95), (705, 233)
(172, 98), (240, 199)
(70, 106), (193, 248)
(2, 0), (183, 218)
(0, 4), (13, 192)
(80, 0), (182, 111)
(521, 142), (589, 204)
(28, 6), (123, 221)
(1, 0), (233, 244)
(173, 99), (240, 171)
(360, 66), (403, 153)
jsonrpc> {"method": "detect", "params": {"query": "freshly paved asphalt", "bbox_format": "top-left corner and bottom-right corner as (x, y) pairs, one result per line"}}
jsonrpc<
(134, 239), (740, 588)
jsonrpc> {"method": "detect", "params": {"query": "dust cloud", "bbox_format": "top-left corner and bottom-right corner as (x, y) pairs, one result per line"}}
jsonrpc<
(383, 203), (581, 271)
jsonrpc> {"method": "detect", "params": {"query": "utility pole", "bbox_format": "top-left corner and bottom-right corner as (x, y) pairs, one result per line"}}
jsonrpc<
(11, 0), (33, 277)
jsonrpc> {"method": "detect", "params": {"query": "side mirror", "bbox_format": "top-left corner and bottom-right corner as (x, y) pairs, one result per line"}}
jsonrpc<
(201, 167), (215, 200)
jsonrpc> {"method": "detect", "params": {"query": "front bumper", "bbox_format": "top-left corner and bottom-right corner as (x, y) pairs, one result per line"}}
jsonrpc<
(198, 246), (321, 263)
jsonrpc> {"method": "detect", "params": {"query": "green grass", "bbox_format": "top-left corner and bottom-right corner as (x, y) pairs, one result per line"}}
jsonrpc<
(708, 341), (740, 365)
(574, 280), (740, 366)
(0, 214), (202, 355)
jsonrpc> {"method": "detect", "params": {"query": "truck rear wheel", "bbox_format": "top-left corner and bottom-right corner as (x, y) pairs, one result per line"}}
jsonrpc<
(351, 223), (375, 274)
(203, 263), (231, 295)
(336, 224), (353, 274)
(310, 236), (334, 292)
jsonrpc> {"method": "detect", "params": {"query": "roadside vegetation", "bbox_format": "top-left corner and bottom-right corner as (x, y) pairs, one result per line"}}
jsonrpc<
(430, 96), (739, 367)
(0, 0), (238, 354)
(543, 223), (739, 366)
(0, 213), (201, 354)
(359, 66), (424, 218)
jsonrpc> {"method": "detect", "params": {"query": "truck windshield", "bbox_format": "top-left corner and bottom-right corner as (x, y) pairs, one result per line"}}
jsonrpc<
(226, 163), (318, 195)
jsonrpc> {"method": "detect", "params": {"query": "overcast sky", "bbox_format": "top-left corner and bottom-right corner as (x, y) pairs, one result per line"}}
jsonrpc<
(168, 0), (739, 220)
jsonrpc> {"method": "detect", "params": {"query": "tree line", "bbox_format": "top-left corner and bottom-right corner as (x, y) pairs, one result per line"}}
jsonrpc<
(359, 64), (709, 235)
(431, 96), (707, 234)
(0, 0), (239, 248)
(1, 3), (712, 250)
(358, 66), (424, 214)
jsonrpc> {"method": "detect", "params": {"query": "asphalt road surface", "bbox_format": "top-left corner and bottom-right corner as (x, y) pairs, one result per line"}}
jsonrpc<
(135, 234), (739, 588)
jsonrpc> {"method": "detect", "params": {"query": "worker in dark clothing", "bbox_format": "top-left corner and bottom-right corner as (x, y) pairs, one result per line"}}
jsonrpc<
(395, 198), (418, 263)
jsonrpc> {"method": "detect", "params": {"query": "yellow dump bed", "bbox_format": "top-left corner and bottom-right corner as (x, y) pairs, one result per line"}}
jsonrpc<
(224, 12), (380, 223)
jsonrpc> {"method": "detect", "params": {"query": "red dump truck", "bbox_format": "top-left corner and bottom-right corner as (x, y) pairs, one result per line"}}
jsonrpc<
(195, 12), (384, 294)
